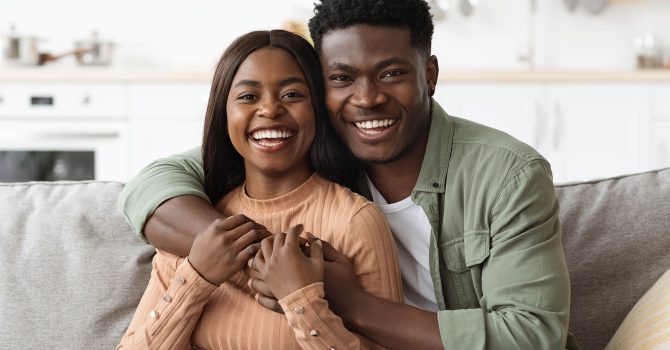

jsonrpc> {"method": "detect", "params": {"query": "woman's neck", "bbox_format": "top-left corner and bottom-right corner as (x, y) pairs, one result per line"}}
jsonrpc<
(243, 163), (315, 200)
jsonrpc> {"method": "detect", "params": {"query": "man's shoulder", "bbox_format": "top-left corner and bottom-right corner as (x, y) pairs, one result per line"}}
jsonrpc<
(449, 115), (543, 164)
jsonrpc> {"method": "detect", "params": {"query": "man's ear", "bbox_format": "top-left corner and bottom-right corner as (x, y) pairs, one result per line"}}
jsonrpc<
(426, 55), (439, 96)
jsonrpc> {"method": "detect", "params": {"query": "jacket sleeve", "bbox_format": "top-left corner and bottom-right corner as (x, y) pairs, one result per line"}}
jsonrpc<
(279, 204), (404, 350)
(437, 159), (571, 349)
(117, 254), (218, 350)
(117, 147), (207, 243)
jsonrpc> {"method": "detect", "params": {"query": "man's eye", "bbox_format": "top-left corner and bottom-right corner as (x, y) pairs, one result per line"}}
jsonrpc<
(330, 75), (352, 82)
(381, 70), (405, 79)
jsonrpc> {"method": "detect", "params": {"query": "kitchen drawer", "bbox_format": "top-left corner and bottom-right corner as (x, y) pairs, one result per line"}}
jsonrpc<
(651, 84), (670, 121)
(128, 83), (210, 121)
(0, 83), (127, 118)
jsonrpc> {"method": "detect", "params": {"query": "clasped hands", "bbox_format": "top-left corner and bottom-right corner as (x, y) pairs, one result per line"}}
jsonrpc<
(188, 214), (360, 313)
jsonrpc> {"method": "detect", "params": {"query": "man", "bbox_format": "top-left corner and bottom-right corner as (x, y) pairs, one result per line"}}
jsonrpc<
(119, 0), (574, 348)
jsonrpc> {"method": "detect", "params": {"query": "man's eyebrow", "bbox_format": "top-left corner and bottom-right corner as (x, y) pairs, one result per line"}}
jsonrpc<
(326, 63), (357, 73)
(279, 76), (308, 87)
(374, 57), (410, 71)
(233, 79), (260, 88)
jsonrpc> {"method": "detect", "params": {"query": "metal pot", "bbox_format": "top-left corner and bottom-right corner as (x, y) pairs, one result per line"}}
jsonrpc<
(3, 25), (41, 65)
(74, 32), (114, 66)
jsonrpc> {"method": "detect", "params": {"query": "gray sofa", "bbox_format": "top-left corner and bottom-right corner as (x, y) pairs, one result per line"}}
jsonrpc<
(1, 168), (669, 349)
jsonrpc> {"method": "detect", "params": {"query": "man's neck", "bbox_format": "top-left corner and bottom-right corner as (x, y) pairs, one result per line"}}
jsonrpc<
(366, 128), (429, 203)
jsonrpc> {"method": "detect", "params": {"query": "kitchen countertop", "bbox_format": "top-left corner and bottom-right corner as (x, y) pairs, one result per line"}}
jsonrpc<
(2, 67), (670, 83)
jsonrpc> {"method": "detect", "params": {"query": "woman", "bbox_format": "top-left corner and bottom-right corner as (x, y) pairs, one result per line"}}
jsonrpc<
(117, 30), (402, 350)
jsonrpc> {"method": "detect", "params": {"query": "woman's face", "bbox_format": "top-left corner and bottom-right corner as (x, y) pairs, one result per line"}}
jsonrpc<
(226, 47), (315, 177)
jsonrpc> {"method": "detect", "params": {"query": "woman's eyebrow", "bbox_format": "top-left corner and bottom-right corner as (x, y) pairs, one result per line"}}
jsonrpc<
(279, 76), (308, 87)
(233, 79), (260, 88)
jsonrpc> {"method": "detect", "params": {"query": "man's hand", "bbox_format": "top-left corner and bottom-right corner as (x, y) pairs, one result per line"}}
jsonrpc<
(189, 215), (270, 285)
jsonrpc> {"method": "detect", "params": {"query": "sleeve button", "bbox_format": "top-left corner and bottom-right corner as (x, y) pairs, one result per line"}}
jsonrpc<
(162, 294), (172, 303)
(175, 276), (185, 284)
(149, 310), (159, 319)
(294, 306), (304, 314)
(309, 329), (319, 337)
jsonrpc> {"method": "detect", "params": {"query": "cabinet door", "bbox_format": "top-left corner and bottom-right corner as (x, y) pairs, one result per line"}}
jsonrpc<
(434, 83), (547, 152)
(546, 84), (649, 183)
(129, 121), (204, 175)
(651, 123), (670, 170)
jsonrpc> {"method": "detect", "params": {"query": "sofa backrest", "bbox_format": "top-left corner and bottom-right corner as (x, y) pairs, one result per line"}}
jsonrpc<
(556, 168), (670, 350)
(0, 181), (155, 350)
(1, 169), (668, 349)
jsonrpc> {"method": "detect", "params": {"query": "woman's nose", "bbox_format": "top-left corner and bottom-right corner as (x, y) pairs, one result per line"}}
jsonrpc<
(256, 98), (285, 119)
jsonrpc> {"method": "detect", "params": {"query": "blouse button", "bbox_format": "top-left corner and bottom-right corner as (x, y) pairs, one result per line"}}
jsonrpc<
(175, 276), (185, 285)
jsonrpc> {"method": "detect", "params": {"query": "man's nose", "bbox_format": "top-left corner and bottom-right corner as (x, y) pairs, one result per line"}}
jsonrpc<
(349, 79), (387, 108)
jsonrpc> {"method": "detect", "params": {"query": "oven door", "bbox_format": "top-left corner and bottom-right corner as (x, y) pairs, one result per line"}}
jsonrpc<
(0, 121), (128, 182)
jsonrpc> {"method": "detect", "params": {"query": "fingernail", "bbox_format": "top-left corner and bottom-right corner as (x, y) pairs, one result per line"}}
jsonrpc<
(247, 278), (253, 289)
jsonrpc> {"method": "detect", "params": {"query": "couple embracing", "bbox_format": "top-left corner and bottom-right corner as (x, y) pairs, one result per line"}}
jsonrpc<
(117, 0), (574, 349)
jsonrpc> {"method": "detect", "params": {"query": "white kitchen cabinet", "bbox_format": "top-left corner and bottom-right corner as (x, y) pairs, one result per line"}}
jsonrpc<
(544, 84), (650, 183)
(651, 123), (670, 170)
(128, 121), (204, 175)
(435, 83), (547, 152)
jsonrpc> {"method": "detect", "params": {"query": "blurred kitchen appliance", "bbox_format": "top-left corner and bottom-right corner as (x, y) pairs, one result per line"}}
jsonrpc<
(74, 31), (114, 66)
(0, 84), (129, 182)
(2, 24), (41, 65)
(634, 33), (663, 69)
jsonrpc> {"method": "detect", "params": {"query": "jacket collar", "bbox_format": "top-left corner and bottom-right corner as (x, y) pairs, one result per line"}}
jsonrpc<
(412, 99), (454, 196)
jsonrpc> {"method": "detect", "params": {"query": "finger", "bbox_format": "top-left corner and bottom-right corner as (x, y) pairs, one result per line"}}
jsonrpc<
(233, 229), (271, 252)
(302, 231), (318, 243)
(216, 214), (253, 231)
(273, 232), (286, 251)
(235, 242), (259, 266)
(250, 278), (274, 297)
(310, 239), (324, 262)
(285, 224), (304, 237)
(319, 239), (346, 263)
(261, 236), (274, 260)
(256, 294), (284, 314)
(285, 226), (301, 247)
(226, 221), (258, 241)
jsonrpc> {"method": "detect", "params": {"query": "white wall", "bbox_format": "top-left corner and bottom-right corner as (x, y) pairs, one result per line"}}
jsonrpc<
(2, 0), (670, 70)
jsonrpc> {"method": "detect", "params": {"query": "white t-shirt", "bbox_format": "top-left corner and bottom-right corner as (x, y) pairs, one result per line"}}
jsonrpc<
(368, 179), (439, 312)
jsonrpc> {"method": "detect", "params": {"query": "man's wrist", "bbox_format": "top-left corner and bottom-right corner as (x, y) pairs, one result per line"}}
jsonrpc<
(339, 287), (373, 331)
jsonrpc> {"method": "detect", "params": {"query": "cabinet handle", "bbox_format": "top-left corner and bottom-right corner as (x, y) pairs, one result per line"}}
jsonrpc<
(533, 99), (544, 150)
(553, 102), (562, 151)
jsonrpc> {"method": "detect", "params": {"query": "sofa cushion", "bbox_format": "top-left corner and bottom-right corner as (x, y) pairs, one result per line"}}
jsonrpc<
(557, 168), (670, 350)
(605, 268), (670, 350)
(0, 181), (155, 349)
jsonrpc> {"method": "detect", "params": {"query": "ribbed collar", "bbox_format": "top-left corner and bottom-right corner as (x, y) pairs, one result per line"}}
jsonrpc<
(238, 172), (323, 211)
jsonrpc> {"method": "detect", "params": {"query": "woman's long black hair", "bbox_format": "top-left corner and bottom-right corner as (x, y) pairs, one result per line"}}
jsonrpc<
(202, 30), (363, 203)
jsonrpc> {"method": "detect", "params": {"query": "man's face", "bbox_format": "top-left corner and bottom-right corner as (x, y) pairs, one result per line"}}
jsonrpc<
(320, 25), (437, 164)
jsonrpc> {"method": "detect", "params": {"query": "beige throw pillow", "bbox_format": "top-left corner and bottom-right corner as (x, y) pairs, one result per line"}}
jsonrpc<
(606, 269), (670, 350)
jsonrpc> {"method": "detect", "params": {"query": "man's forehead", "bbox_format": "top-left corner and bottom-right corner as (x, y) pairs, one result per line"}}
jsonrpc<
(319, 25), (415, 64)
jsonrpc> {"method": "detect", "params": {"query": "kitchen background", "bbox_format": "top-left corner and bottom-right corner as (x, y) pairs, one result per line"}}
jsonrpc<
(1, 0), (669, 183)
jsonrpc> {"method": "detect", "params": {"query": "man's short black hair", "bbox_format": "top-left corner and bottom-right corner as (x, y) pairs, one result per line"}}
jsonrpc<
(308, 0), (434, 58)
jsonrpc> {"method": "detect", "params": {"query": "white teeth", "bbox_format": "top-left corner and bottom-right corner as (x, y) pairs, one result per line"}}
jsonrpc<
(250, 128), (294, 140)
(354, 119), (396, 129)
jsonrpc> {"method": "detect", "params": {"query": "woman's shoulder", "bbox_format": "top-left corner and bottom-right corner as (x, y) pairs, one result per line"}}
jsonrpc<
(313, 174), (375, 213)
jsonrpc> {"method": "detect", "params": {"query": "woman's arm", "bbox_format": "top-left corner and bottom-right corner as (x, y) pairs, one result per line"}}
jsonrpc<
(257, 204), (403, 350)
(118, 216), (269, 349)
(116, 255), (218, 349)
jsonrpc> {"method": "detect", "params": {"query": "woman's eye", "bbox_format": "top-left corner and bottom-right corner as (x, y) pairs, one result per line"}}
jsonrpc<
(283, 91), (302, 99)
(238, 93), (256, 101)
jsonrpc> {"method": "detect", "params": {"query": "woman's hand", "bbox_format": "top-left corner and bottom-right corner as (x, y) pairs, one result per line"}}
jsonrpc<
(189, 214), (271, 286)
(254, 227), (324, 300)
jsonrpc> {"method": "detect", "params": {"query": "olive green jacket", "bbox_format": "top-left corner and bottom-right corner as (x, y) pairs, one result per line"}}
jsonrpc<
(119, 100), (573, 349)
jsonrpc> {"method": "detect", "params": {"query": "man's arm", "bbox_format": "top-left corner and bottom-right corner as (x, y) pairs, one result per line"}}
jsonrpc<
(118, 147), (219, 256)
